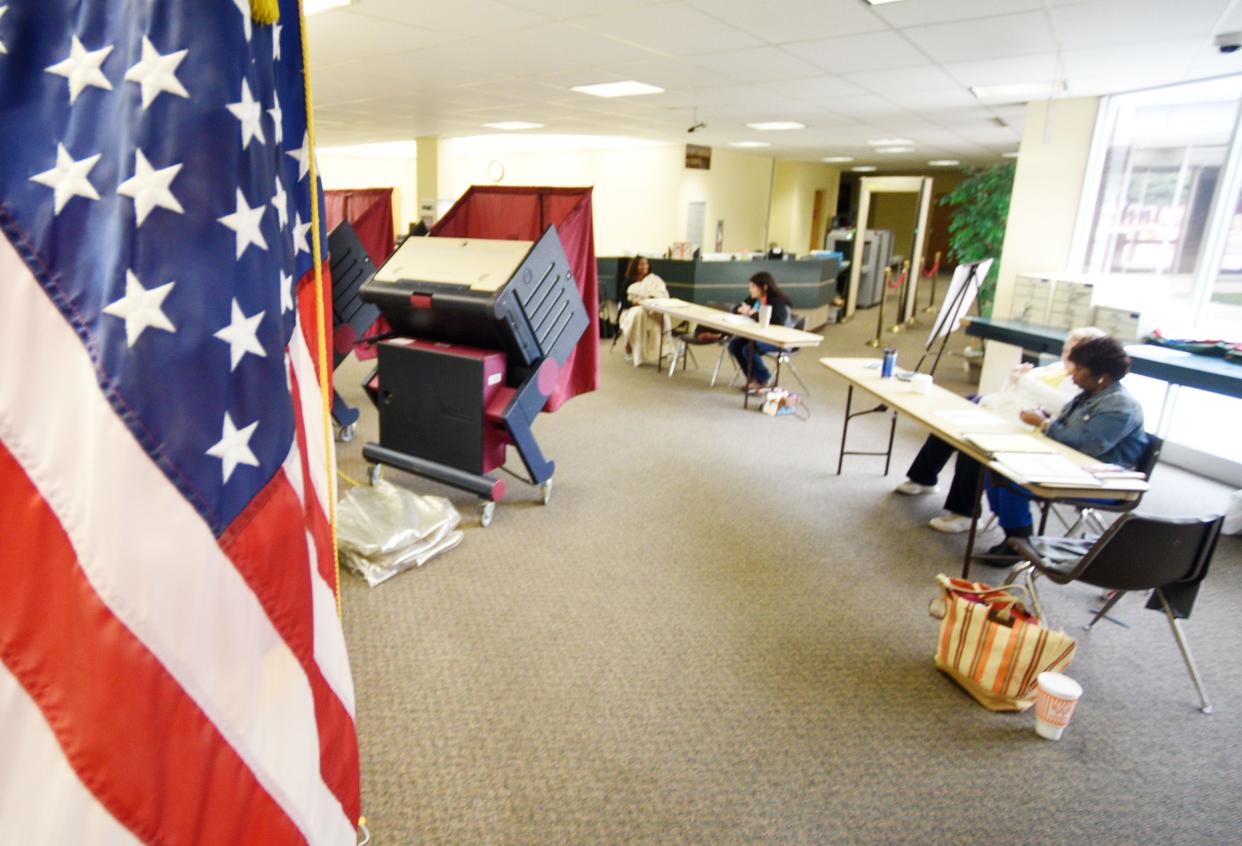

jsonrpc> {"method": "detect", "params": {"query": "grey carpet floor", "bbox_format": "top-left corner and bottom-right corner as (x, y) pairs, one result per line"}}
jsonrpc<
(334, 302), (1242, 846)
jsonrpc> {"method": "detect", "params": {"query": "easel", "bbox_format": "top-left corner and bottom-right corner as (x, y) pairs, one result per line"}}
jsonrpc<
(913, 258), (991, 377)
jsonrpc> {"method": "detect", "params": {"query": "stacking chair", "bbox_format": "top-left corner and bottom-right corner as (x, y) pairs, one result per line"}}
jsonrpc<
(668, 301), (733, 385)
(761, 315), (811, 394)
(1006, 512), (1224, 714)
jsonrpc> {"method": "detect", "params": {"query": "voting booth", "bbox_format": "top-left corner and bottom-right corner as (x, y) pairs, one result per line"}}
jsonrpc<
(359, 226), (590, 525)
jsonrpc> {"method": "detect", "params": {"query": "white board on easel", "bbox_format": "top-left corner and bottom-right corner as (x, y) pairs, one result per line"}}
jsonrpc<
(927, 258), (993, 346)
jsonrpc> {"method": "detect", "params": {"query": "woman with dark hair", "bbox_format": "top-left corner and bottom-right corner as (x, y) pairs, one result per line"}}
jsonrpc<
(617, 255), (672, 367)
(976, 335), (1149, 561)
(728, 272), (794, 392)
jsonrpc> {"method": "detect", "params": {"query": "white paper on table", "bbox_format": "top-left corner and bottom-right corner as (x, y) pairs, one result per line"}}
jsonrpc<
(936, 409), (1009, 427)
(993, 452), (1104, 486)
(721, 314), (752, 325)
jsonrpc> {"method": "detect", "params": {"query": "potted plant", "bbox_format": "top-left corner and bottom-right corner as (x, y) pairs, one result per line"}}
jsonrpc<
(940, 163), (1016, 317)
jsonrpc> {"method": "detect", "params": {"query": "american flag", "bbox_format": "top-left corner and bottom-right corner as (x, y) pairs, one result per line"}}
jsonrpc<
(0, 1), (360, 843)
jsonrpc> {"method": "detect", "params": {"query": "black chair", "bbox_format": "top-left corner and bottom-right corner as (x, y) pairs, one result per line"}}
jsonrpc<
(761, 314), (811, 395)
(1006, 512), (1224, 714)
(668, 301), (733, 384)
(1039, 434), (1164, 537)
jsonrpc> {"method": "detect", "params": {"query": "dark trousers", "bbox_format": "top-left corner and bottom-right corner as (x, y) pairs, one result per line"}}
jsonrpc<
(728, 337), (778, 384)
(907, 436), (1033, 530)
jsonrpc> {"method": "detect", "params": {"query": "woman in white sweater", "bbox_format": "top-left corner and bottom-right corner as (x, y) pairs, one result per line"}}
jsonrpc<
(617, 256), (673, 368)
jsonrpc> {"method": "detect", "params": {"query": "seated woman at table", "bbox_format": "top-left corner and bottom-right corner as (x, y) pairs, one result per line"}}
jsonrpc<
(897, 325), (1106, 533)
(728, 272), (793, 392)
(617, 255), (673, 368)
(947, 336), (1148, 562)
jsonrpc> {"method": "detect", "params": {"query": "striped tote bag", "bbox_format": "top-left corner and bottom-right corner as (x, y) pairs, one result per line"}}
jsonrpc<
(931, 574), (1077, 712)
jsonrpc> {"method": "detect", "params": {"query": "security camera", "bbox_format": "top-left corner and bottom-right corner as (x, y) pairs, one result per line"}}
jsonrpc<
(687, 121), (707, 134)
(1215, 32), (1242, 53)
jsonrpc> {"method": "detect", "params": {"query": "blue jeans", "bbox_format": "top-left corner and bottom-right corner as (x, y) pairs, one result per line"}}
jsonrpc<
(729, 337), (779, 384)
(985, 481), (1035, 535)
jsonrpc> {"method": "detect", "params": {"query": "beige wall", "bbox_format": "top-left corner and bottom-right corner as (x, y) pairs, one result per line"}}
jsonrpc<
(438, 139), (777, 256)
(317, 150), (417, 235)
(980, 97), (1100, 392)
(868, 193), (920, 266)
(767, 161), (842, 253)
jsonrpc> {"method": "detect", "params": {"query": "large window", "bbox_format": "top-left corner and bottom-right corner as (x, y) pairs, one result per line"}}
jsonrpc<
(1075, 77), (1242, 484)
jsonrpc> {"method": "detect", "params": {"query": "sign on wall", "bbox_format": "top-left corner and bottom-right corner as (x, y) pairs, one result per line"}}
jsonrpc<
(685, 144), (712, 169)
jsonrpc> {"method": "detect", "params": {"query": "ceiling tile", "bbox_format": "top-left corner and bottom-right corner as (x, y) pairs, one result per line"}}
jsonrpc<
(903, 12), (1058, 63)
(575, 2), (762, 56)
(601, 58), (743, 90)
(502, 0), (665, 17)
(941, 54), (1058, 88)
(884, 88), (981, 109)
(346, 0), (550, 35)
(1049, 0), (1231, 49)
(783, 31), (930, 73)
(761, 75), (869, 101)
(844, 64), (962, 94)
(692, 47), (826, 83)
(684, 0), (887, 44)
(308, 11), (440, 69)
(871, 0), (1043, 27)
(1060, 39), (1201, 80)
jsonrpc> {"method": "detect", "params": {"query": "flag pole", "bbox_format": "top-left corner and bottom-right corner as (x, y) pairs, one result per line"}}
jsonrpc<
(292, 0), (343, 617)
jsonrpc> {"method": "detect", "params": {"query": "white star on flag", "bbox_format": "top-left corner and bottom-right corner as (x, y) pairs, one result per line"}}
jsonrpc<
(0, 7), (8, 55)
(206, 411), (260, 483)
(213, 298), (267, 371)
(117, 149), (184, 226)
(231, 0), (252, 42)
(287, 131), (310, 181)
(227, 78), (267, 149)
(292, 212), (311, 255)
(268, 89), (284, 145)
(29, 143), (101, 214)
(272, 21), (282, 61)
(102, 270), (177, 347)
(218, 188), (268, 259)
(272, 174), (288, 228)
(45, 36), (113, 103)
(123, 36), (189, 109)
(280, 271), (294, 313)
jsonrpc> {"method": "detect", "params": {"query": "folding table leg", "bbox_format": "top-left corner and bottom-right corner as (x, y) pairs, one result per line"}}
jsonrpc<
(960, 463), (988, 579)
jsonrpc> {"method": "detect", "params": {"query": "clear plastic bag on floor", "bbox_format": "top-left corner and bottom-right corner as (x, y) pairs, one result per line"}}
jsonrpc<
(1224, 489), (1242, 535)
(337, 479), (463, 586)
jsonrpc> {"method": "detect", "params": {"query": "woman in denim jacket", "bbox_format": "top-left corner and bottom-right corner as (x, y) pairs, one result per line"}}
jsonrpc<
(979, 335), (1148, 561)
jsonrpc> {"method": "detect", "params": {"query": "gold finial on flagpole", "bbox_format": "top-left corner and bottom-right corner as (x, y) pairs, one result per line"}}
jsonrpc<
(251, 0), (280, 24)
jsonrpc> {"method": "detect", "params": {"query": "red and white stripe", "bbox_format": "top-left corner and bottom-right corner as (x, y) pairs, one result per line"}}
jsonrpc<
(0, 233), (359, 842)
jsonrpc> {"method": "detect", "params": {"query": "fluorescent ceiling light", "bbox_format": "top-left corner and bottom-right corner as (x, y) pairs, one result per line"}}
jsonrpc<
(928, 160), (960, 166)
(971, 81), (1067, 100)
(571, 80), (663, 98)
(863, 0), (907, 5)
(484, 121), (544, 131)
(822, 156), (854, 163)
(746, 121), (806, 131)
(868, 138), (913, 146)
(728, 141), (771, 148)
(305, 0), (351, 14)
(852, 166), (878, 172)
(1002, 151), (1020, 158)
(876, 146), (914, 154)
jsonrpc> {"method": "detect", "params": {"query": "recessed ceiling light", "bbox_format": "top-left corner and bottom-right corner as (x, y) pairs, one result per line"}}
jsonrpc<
(852, 165), (878, 172)
(928, 160), (960, 166)
(971, 81), (1067, 100)
(728, 141), (772, 148)
(746, 121), (806, 131)
(868, 138), (914, 146)
(822, 156), (854, 163)
(876, 146), (915, 154)
(484, 121), (544, 131)
(1002, 151), (1020, 158)
(570, 80), (664, 98)
(305, 0), (352, 14)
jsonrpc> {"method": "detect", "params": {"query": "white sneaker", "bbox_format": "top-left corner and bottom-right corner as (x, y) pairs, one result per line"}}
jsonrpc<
(929, 513), (974, 534)
(895, 480), (937, 496)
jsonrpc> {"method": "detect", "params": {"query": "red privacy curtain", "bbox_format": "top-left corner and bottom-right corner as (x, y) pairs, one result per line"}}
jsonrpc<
(325, 188), (396, 360)
(432, 186), (600, 411)
(324, 187), (396, 266)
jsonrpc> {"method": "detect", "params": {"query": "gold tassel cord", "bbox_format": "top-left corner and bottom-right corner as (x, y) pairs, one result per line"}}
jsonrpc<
(297, 0), (343, 619)
(250, 0), (281, 25)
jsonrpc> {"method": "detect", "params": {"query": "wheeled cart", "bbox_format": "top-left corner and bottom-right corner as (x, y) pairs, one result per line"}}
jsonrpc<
(358, 225), (588, 525)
